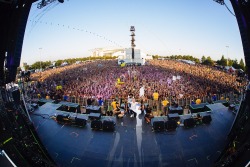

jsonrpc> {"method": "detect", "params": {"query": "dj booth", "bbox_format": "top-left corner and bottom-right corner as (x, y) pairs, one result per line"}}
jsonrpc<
(168, 106), (183, 115)
(189, 102), (210, 113)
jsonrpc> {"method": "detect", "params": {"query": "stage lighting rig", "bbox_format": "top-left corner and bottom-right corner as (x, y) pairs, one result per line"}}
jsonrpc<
(37, 0), (63, 9)
(130, 26), (136, 59)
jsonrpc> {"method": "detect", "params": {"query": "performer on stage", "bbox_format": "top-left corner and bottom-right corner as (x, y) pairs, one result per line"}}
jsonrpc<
(129, 98), (140, 118)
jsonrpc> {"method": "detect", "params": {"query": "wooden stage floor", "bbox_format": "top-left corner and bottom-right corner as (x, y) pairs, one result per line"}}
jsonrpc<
(30, 102), (235, 167)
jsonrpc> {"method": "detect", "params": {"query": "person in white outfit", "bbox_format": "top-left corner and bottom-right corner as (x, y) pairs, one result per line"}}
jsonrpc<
(129, 98), (140, 117)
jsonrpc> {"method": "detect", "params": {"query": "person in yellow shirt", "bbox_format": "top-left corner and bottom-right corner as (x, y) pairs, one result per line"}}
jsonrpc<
(111, 99), (117, 111)
(152, 90), (159, 111)
(152, 90), (159, 101)
(161, 98), (169, 115)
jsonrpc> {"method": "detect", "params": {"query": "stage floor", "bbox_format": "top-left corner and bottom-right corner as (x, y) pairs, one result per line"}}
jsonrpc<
(30, 102), (235, 167)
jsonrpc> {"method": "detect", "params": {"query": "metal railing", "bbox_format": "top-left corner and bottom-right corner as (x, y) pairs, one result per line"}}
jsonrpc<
(54, 92), (240, 112)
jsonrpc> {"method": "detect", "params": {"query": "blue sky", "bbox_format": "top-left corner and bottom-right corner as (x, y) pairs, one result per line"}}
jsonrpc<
(21, 0), (244, 65)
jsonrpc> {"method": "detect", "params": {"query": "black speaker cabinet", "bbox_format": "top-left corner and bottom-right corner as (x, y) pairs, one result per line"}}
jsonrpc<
(202, 115), (212, 124)
(102, 120), (115, 131)
(56, 114), (69, 123)
(184, 118), (195, 128)
(151, 117), (165, 131)
(75, 118), (87, 127)
(167, 113), (180, 121)
(86, 105), (101, 114)
(165, 120), (177, 131)
(91, 120), (102, 130)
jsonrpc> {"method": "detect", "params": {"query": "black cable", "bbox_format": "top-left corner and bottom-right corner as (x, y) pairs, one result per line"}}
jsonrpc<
(224, 2), (236, 17)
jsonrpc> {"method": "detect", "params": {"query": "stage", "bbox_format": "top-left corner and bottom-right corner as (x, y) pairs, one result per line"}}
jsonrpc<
(30, 102), (235, 167)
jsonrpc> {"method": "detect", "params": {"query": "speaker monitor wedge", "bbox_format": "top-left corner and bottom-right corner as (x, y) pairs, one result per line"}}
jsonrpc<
(202, 115), (212, 124)
(75, 117), (87, 127)
(165, 120), (177, 131)
(102, 120), (115, 131)
(184, 118), (195, 128)
(91, 120), (102, 130)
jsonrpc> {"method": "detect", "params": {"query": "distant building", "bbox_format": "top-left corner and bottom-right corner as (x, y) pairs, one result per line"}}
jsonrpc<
(90, 47), (152, 65)
(90, 47), (124, 57)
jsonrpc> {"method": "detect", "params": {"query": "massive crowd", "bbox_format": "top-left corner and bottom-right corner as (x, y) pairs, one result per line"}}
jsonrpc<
(28, 59), (242, 103)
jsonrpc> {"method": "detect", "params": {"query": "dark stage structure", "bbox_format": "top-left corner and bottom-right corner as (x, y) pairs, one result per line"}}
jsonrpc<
(0, 0), (250, 166)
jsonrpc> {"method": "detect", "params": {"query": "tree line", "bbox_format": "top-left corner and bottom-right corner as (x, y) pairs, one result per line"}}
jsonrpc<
(152, 55), (246, 71)
(22, 55), (117, 71)
(22, 54), (245, 72)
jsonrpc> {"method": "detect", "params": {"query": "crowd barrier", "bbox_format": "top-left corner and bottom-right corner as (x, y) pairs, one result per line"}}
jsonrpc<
(57, 92), (241, 113)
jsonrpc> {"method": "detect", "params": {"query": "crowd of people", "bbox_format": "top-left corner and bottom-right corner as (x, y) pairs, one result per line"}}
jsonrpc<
(27, 59), (243, 105)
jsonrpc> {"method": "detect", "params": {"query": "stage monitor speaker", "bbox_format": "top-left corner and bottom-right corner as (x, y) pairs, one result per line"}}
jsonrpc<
(102, 120), (115, 131)
(86, 105), (101, 114)
(75, 118), (87, 127)
(202, 115), (212, 124)
(56, 114), (69, 123)
(12, 90), (20, 104)
(69, 107), (77, 113)
(151, 118), (165, 131)
(184, 118), (195, 128)
(91, 120), (102, 130)
(168, 113), (180, 121)
(165, 120), (177, 131)
(89, 113), (101, 120)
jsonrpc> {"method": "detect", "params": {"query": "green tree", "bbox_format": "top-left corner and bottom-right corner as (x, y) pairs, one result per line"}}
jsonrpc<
(194, 58), (200, 64)
(232, 59), (241, 69)
(31, 61), (42, 69)
(201, 56), (206, 63)
(219, 55), (227, 66)
(202, 56), (214, 66)
(152, 55), (159, 59)
(55, 60), (63, 67)
(227, 58), (233, 66)
(239, 58), (245, 70)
